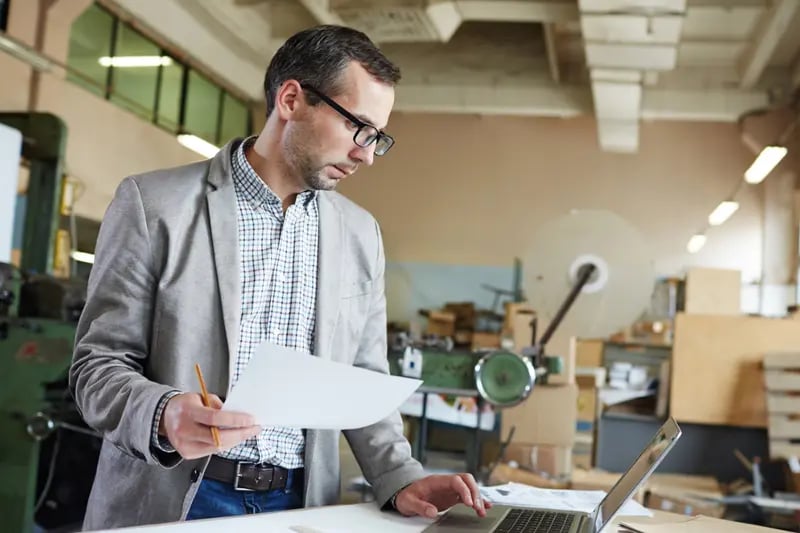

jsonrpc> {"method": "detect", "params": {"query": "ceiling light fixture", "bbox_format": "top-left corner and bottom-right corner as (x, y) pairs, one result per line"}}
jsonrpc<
(98, 56), (172, 68)
(70, 250), (95, 265)
(686, 234), (706, 254)
(744, 145), (787, 184)
(177, 134), (220, 158)
(708, 200), (739, 226)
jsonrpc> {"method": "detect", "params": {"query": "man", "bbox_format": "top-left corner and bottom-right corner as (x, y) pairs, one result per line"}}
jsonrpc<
(70, 25), (489, 529)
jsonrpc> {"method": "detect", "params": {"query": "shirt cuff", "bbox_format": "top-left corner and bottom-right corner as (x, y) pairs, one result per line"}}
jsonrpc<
(151, 390), (182, 453)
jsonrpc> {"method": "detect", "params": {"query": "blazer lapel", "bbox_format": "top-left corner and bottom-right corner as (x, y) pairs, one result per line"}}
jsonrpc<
(206, 142), (241, 394)
(313, 192), (343, 359)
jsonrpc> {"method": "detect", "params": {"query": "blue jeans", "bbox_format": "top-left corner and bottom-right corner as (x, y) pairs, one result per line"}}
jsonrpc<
(187, 468), (304, 520)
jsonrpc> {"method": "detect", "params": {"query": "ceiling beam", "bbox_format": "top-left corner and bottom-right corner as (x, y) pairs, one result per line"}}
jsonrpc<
(543, 23), (561, 83)
(739, 0), (800, 89)
(455, 0), (579, 23)
(296, 0), (344, 26)
(394, 83), (767, 122)
(792, 55), (800, 88)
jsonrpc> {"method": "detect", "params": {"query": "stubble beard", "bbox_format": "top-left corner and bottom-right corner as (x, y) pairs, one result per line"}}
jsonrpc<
(286, 127), (338, 192)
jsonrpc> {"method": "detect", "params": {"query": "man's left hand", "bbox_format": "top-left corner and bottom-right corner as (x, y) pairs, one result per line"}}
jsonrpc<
(393, 474), (492, 519)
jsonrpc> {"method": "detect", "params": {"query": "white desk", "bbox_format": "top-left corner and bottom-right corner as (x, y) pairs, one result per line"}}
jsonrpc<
(92, 503), (688, 533)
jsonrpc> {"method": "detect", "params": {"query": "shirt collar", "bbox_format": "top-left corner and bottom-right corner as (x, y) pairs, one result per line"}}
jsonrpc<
(232, 137), (318, 213)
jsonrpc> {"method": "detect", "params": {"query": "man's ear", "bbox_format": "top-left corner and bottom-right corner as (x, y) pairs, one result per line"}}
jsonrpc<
(274, 80), (304, 121)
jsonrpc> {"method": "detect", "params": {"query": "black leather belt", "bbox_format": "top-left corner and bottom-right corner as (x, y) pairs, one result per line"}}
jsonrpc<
(204, 456), (291, 492)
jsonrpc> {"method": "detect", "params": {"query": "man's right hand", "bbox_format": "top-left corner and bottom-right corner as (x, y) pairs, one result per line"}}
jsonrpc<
(159, 393), (261, 459)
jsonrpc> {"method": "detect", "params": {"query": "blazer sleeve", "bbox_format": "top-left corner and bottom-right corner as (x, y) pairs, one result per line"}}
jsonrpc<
(342, 219), (426, 509)
(69, 177), (180, 467)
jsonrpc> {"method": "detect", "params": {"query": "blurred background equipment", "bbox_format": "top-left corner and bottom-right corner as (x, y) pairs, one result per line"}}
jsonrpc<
(523, 209), (655, 342)
(0, 114), (99, 533)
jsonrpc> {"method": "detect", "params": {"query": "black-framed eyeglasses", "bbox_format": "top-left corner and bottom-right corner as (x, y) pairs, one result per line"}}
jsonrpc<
(301, 84), (395, 156)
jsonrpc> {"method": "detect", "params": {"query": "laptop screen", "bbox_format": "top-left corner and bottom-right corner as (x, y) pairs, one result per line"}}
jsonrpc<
(593, 417), (682, 531)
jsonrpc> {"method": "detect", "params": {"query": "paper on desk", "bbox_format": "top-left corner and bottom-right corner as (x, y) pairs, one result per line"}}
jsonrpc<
(480, 482), (652, 517)
(619, 515), (778, 533)
(223, 341), (422, 429)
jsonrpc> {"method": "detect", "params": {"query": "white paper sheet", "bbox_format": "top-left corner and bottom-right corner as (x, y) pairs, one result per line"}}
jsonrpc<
(480, 482), (653, 517)
(222, 341), (422, 430)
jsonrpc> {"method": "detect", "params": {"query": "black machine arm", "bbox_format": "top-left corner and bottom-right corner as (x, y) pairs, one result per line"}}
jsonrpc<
(526, 262), (597, 366)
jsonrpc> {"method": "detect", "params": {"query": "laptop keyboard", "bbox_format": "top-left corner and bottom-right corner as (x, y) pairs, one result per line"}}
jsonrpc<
(494, 509), (575, 533)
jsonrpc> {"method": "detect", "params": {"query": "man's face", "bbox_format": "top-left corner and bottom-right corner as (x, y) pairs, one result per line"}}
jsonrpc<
(285, 62), (395, 191)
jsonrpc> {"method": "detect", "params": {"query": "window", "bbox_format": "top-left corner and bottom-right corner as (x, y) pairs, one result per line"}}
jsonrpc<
(109, 24), (161, 121)
(66, 4), (114, 97)
(66, 2), (252, 146)
(184, 70), (221, 144)
(156, 58), (183, 133)
(220, 93), (250, 143)
(0, 0), (10, 32)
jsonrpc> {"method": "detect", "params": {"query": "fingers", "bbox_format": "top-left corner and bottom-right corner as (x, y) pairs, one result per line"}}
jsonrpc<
(404, 494), (439, 519)
(207, 393), (224, 409)
(216, 425), (261, 449)
(191, 402), (256, 428)
(458, 473), (487, 517)
(162, 393), (260, 459)
(449, 475), (474, 507)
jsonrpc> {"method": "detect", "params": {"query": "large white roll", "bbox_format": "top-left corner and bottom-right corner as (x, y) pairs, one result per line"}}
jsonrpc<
(523, 209), (654, 339)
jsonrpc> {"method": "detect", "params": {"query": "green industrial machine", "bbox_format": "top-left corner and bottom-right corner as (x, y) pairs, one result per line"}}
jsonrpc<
(391, 262), (598, 403)
(0, 113), (95, 533)
(389, 263), (599, 476)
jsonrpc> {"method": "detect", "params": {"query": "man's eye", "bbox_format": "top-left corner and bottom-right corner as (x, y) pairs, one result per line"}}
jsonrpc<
(346, 120), (359, 129)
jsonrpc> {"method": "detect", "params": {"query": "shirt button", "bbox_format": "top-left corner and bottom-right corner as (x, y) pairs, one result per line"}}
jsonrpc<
(277, 272), (286, 282)
(273, 328), (281, 337)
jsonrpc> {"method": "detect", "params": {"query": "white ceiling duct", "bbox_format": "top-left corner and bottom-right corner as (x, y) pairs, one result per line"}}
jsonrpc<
(324, 0), (578, 43)
(579, 0), (687, 152)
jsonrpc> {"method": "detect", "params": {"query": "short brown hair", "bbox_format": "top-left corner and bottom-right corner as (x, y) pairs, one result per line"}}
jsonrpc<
(263, 25), (401, 117)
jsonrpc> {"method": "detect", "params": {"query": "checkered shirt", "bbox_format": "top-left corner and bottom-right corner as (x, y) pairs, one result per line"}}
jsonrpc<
(151, 139), (318, 468)
(219, 138), (319, 467)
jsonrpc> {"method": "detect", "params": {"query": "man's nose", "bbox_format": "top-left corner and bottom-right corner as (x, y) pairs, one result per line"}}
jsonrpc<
(351, 143), (376, 166)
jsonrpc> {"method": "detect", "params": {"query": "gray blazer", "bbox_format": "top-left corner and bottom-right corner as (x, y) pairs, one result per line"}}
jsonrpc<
(70, 139), (425, 530)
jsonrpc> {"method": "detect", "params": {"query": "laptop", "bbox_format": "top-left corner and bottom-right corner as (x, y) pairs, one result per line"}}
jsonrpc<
(423, 417), (682, 533)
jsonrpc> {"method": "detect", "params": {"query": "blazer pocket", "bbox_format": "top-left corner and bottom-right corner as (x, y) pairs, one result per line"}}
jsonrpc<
(341, 279), (374, 299)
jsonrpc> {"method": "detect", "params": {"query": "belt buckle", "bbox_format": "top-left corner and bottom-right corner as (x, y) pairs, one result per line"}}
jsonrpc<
(233, 462), (256, 492)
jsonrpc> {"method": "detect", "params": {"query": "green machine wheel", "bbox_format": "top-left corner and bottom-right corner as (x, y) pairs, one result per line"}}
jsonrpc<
(474, 350), (535, 407)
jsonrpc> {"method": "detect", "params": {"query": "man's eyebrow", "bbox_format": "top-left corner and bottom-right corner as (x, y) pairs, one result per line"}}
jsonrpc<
(355, 112), (386, 130)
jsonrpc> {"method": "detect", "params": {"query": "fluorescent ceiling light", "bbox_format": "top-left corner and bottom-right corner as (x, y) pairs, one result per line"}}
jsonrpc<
(744, 145), (787, 184)
(708, 200), (739, 226)
(177, 134), (220, 158)
(70, 251), (95, 264)
(686, 234), (706, 254)
(98, 56), (172, 68)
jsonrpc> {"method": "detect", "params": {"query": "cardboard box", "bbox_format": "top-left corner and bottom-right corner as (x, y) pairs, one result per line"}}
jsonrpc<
(503, 302), (535, 330)
(472, 331), (501, 350)
(426, 310), (455, 337)
(501, 384), (578, 446)
(644, 474), (725, 518)
(574, 338), (605, 367)
(500, 443), (572, 478)
(570, 469), (646, 503)
(489, 463), (569, 489)
(671, 313), (800, 427)
(685, 267), (741, 315)
(444, 302), (476, 330)
(505, 310), (536, 352)
(645, 490), (724, 518)
(577, 387), (598, 423)
(572, 451), (592, 470)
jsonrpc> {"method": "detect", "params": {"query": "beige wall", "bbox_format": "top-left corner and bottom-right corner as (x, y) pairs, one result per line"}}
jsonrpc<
(339, 113), (769, 283)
